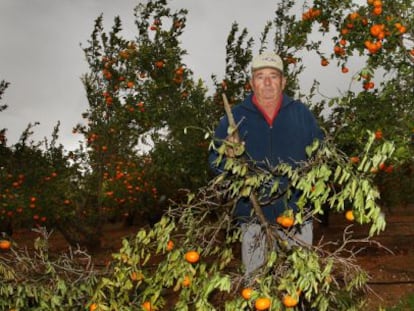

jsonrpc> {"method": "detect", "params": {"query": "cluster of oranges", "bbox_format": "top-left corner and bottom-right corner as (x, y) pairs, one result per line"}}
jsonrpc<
(1, 172), (53, 226)
(241, 287), (300, 310)
(302, 7), (322, 21)
(276, 213), (295, 228)
(360, 72), (375, 90)
(364, 20), (406, 55)
(367, 0), (384, 16)
(173, 66), (185, 84)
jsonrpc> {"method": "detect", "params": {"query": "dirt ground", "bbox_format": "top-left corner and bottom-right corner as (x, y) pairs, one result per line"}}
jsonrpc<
(9, 204), (414, 310)
(314, 205), (414, 310)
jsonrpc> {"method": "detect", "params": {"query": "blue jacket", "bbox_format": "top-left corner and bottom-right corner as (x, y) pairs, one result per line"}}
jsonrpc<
(209, 93), (323, 223)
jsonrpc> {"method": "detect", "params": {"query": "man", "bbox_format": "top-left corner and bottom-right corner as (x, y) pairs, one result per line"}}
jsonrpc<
(209, 51), (323, 274)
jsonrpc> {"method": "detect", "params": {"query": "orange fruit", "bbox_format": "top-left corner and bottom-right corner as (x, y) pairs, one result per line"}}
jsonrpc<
(166, 240), (174, 251)
(348, 12), (359, 20)
(130, 271), (141, 281)
(372, 6), (382, 15)
(282, 294), (299, 307)
(373, 0), (382, 7)
(89, 303), (98, 311)
(375, 130), (383, 140)
(184, 250), (200, 264)
(241, 287), (254, 300)
(341, 28), (349, 35)
(0, 240), (11, 250)
(341, 66), (349, 73)
(282, 216), (295, 228)
(155, 60), (165, 69)
(370, 167), (379, 174)
(255, 297), (271, 310)
(321, 58), (329, 66)
(276, 216), (283, 224)
(142, 301), (152, 311)
(350, 156), (360, 164)
(370, 24), (384, 37)
(385, 165), (394, 174)
(175, 66), (185, 75)
(394, 22), (402, 29)
(277, 215), (295, 228)
(334, 45), (343, 54)
(345, 210), (354, 221)
(398, 26), (407, 34)
(182, 275), (191, 287)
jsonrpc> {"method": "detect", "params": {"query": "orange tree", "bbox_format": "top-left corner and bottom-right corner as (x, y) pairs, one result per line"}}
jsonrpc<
(304, 0), (413, 206)
(0, 123), (76, 228)
(0, 80), (81, 238)
(56, 0), (214, 245)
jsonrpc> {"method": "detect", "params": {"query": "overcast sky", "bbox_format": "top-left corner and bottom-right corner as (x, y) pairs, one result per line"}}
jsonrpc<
(0, 0), (357, 151)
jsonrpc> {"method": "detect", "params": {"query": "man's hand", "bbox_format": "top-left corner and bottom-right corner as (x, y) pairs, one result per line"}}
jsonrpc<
(224, 135), (245, 158)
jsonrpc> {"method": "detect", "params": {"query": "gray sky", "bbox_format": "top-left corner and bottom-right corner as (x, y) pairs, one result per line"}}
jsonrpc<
(0, 0), (356, 150)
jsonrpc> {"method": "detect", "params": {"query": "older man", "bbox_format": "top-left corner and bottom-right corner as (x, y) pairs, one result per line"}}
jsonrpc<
(209, 51), (323, 274)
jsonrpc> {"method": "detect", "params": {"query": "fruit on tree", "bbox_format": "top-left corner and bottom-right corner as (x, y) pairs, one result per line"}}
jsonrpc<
(282, 294), (299, 307)
(184, 250), (200, 263)
(276, 215), (295, 228)
(241, 287), (254, 300)
(142, 301), (152, 311)
(0, 240), (11, 250)
(254, 297), (271, 310)
(166, 239), (174, 251)
(182, 275), (191, 287)
(345, 210), (354, 221)
(350, 156), (360, 164)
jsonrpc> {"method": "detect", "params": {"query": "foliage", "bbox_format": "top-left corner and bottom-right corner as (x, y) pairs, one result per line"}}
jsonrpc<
(0, 228), (101, 310)
(85, 129), (395, 310)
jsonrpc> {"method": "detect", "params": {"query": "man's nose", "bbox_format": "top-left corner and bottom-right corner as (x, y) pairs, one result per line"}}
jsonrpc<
(264, 76), (271, 85)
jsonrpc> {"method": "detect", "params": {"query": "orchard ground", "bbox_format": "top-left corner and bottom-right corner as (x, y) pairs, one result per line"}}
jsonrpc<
(9, 204), (414, 310)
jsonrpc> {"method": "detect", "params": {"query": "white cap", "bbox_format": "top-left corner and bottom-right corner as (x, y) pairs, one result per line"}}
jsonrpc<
(251, 52), (284, 73)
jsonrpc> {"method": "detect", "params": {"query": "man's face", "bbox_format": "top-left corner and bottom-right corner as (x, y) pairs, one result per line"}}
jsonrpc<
(250, 68), (286, 103)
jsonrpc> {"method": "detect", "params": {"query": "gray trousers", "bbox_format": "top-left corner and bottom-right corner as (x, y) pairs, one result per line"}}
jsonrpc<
(241, 222), (313, 274)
